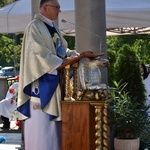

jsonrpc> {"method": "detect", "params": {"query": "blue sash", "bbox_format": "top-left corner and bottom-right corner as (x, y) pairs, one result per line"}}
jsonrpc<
(18, 74), (59, 120)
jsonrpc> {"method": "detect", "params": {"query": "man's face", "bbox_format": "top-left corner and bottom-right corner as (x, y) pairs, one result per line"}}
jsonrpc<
(43, 0), (61, 20)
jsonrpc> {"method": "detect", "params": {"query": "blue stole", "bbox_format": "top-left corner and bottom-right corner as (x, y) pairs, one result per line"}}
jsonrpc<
(18, 74), (59, 120)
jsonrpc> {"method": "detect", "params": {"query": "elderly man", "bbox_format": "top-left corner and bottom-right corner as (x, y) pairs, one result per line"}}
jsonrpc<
(17, 0), (79, 150)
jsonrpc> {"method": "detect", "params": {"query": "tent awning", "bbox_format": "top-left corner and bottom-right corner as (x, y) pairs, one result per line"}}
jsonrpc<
(0, 0), (150, 35)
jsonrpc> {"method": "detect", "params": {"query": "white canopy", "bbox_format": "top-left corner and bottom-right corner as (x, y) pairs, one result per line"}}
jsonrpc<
(0, 0), (32, 34)
(0, 0), (150, 35)
(106, 0), (150, 28)
(105, 0), (150, 35)
(0, 0), (74, 34)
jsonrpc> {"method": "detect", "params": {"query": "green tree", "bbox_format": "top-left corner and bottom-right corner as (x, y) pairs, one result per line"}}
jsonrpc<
(0, 34), (21, 68)
(0, 0), (15, 7)
(133, 38), (150, 64)
(107, 34), (150, 50)
(114, 44), (146, 106)
(107, 34), (150, 86)
(64, 36), (75, 50)
(0, 0), (5, 7)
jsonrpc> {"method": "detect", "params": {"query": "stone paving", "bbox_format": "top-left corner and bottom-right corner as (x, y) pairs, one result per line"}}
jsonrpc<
(0, 119), (25, 150)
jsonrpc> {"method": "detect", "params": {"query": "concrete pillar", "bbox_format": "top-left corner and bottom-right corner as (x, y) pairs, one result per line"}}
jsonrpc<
(31, 0), (40, 19)
(75, 0), (108, 84)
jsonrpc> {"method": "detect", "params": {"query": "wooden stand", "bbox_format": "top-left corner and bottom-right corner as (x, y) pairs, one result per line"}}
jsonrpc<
(60, 52), (110, 150)
(61, 101), (110, 150)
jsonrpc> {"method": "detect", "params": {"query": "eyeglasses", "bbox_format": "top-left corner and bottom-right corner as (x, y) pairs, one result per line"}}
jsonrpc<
(46, 5), (60, 10)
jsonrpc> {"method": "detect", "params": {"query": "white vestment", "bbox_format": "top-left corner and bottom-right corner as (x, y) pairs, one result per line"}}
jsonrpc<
(17, 14), (78, 150)
(25, 102), (62, 150)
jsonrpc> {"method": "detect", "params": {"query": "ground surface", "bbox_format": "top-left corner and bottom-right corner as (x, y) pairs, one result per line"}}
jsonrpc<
(0, 118), (24, 150)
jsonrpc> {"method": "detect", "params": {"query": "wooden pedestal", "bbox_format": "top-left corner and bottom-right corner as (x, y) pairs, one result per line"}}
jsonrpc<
(61, 101), (95, 150)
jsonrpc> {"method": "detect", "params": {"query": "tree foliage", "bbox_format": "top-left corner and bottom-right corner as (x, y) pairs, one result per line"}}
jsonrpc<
(64, 36), (75, 50)
(0, 0), (5, 7)
(0, 1), (20, 67)
(0, 34), (21, 68)
(107, 34), (150, 87)
(0, 0), (15, 7)
(113, 44), (146, 105)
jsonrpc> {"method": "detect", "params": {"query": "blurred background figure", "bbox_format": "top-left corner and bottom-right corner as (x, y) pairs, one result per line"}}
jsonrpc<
(140, 64), (150, 115)
(0, 76), (19, 129)
(140, 64), (149, 80)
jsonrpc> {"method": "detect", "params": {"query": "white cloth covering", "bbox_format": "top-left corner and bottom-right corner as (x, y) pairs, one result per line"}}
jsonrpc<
(24, 102), (62, 150)
(0, 98), (16, 119)
(0, 82), (19, 119)
(5, 82), (19, 99)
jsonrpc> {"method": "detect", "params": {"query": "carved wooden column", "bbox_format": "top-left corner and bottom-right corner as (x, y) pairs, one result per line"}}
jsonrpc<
(72, 62), (78, 99)
(93, 102), (109, 150)
(102, 102), (109, 149)
(64, 65), (71, 101)
(95, 105), (103, 150)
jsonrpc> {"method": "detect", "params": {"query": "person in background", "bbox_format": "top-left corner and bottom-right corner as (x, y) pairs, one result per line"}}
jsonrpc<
(0, 76), (19, 129)
(140, 63), (150, 115)
(140, 63), (149, 80)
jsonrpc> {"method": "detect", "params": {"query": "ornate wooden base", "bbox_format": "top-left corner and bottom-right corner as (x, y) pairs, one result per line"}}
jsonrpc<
(61, 100), (110, 150)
